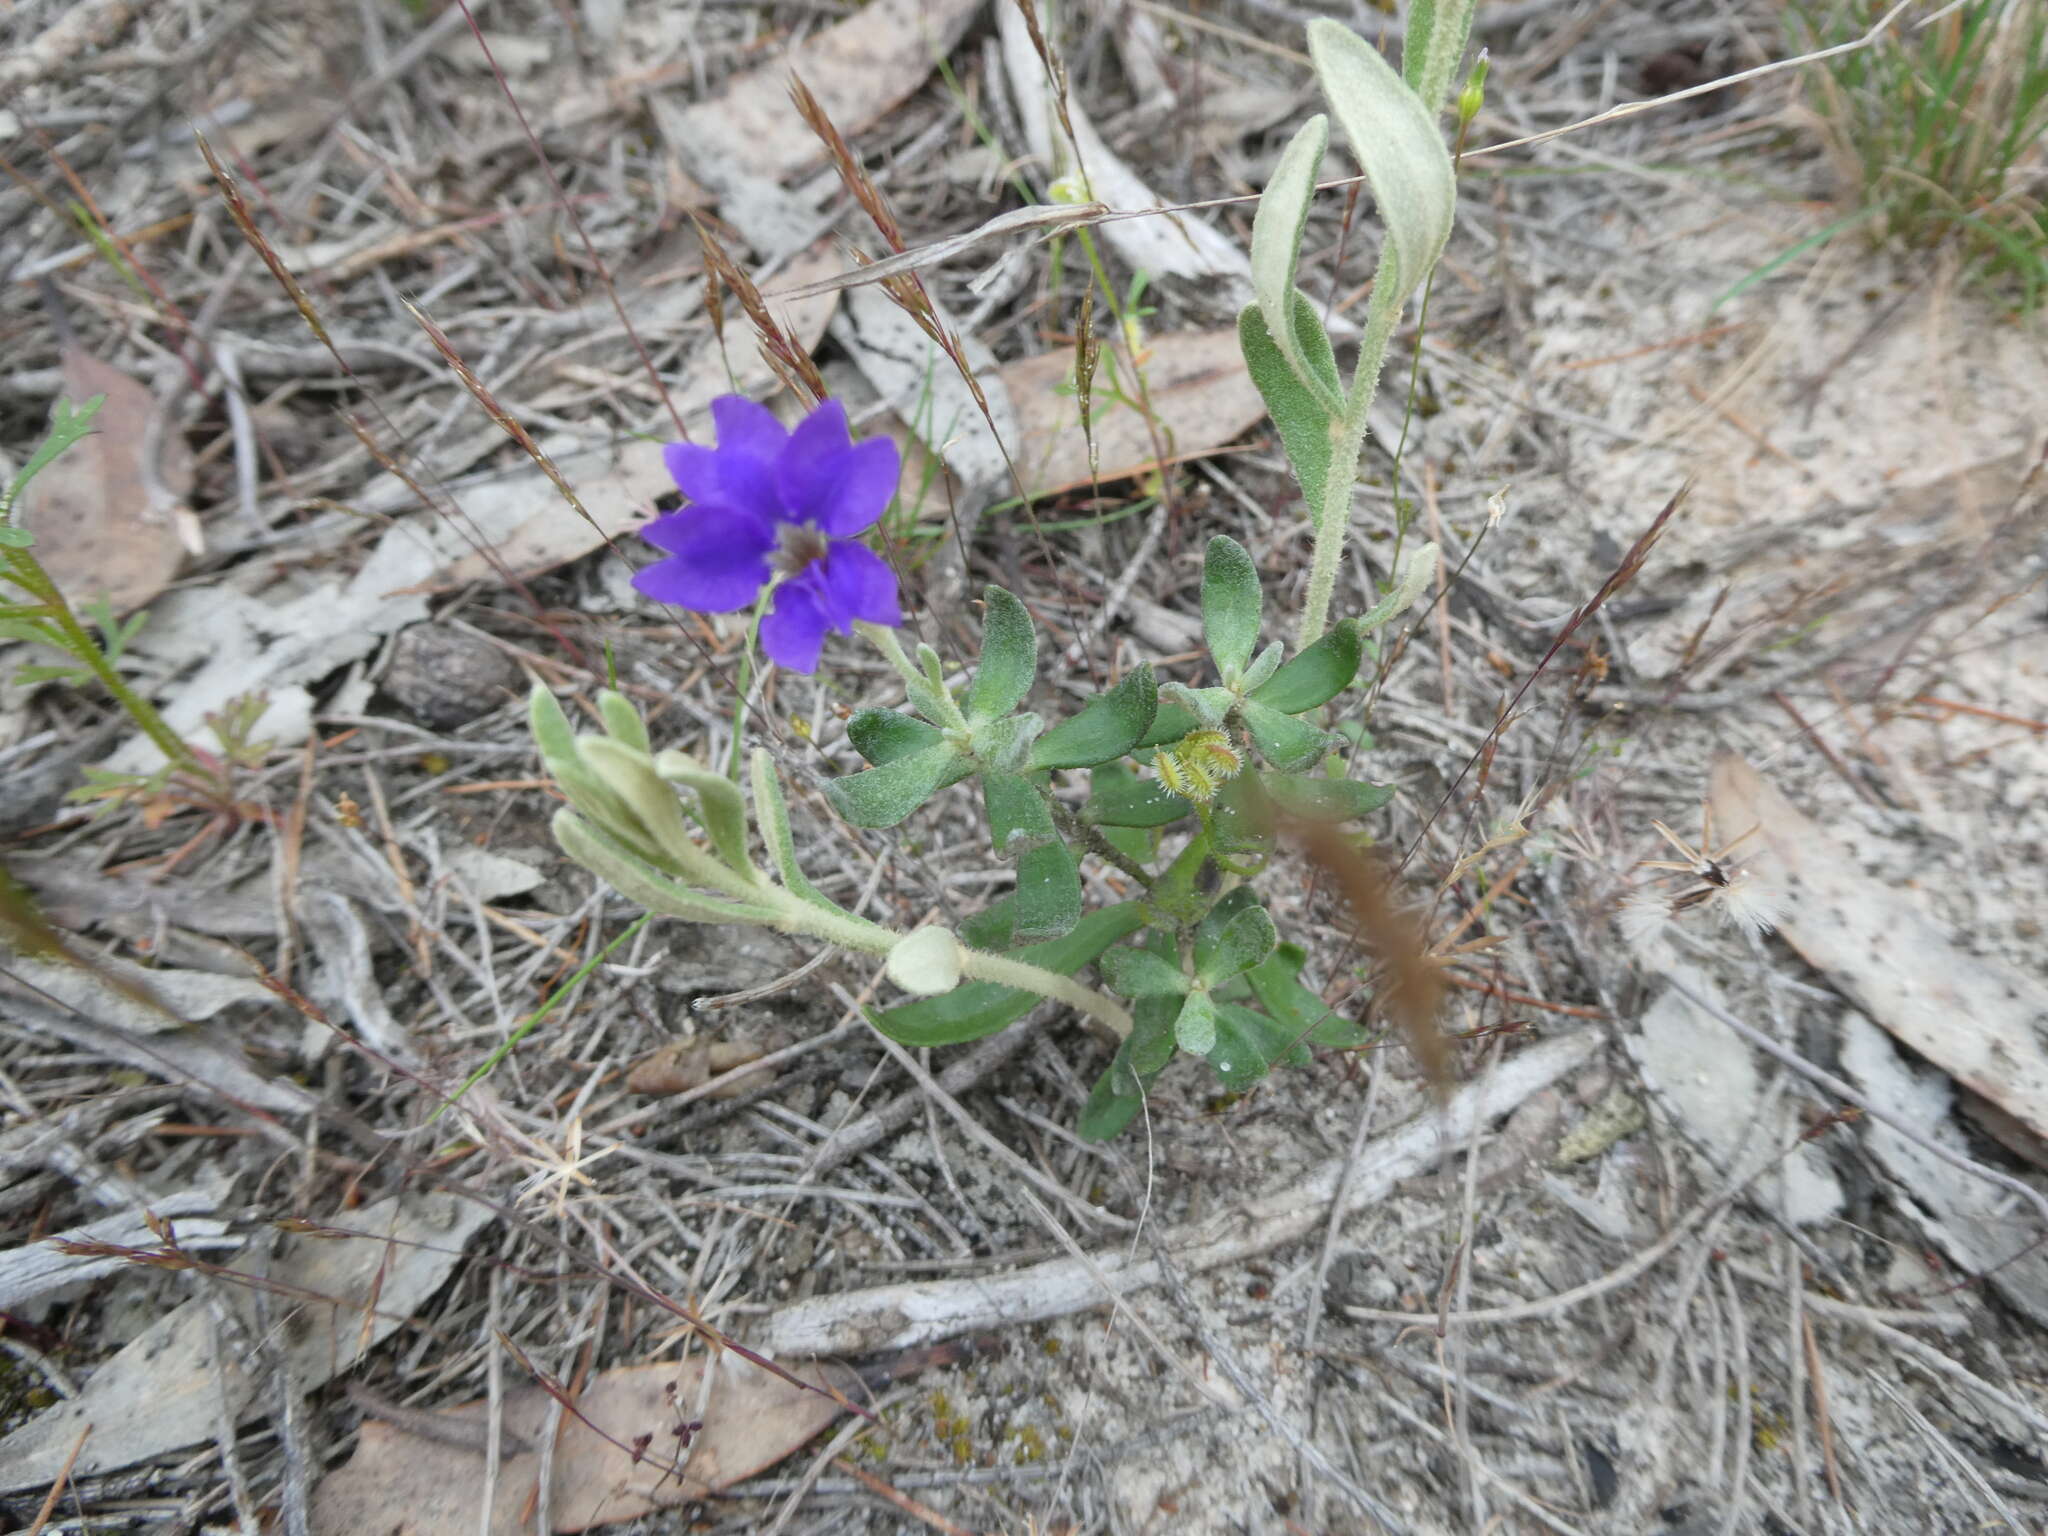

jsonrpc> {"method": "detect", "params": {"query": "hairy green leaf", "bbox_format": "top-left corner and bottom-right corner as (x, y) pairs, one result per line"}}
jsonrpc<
(1085, 762), (1190, 829)
(1308, 19), (1456, 310)
(1013, 838), (1081, 943)
(1248, 944), (1371, 1048)
(1260, 773), (1396, 822)
(1029, 663), (1158, 770)
(848, 707), (942, 766)
(1239, 294), (1340, 509)
(983, 771), (1056, 857)
(1202, 535), (1264, 683)
(655, 749), (757, 879)
(1250, 619), (1362, 714)
(825, 739), (964, 828)
(965, 585), (1038, 724)
(596, 689), (650, 755)
(552, 809), (775, 926)
(1209, 1003), (1309, 1089)
(748, 749), (841, 911)
(1099, 946), (1191, 999)
(1195, 889), (1277, 984)
(1174, 991), (1218, 1055)
(1251, 114), (1342, 414)
(1239, 697), (1332, 772)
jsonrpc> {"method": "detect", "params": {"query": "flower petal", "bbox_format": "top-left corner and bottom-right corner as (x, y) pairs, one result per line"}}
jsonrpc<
(773, 398), (855, 525)
(662, 441), (781, 525)
(631, 507), (774, 612)
(810, 437), (901, 536)
(815, 540), (902, 631)
(709, 395), (788, 461)
(760, 582), (830, 673)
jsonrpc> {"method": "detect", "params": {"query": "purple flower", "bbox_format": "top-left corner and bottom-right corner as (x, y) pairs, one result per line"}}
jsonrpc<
(633, 395), (903, 673)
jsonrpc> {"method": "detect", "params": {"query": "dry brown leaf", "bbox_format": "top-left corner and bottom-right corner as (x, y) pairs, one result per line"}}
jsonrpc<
(626, 1038), (766, 1097)
(312, 1357), (861, 1536)
(1002, 328), (1268, 499)
(16, 347), (193, 614)
(1708, 754), (2048, 1142)
(669, 0), (984, 183)
(436, 245), (844, 587)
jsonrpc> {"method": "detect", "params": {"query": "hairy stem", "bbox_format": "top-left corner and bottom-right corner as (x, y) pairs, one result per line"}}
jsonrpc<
(760, 885), (1132, 1039)
(1297, 267), (1404, 651)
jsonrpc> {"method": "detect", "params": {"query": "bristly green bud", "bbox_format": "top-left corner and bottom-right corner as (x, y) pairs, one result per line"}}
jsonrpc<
(1456, 50), (1489, 131)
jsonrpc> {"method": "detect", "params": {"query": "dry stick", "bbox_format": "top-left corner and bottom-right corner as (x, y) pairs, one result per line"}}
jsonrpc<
(1801, 1310), (1845, 1506)
(1784, 1250), (1811, 1527)
(22, 1426), (88, 1536)
(1716, 1261), (1752, 1536)
(756, 1029), (1596, 1355)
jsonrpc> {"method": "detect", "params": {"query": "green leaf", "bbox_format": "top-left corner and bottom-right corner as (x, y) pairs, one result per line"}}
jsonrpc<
(1248, 943), (1370, 1049)
(0, 527), (34, 549)
(1126, 985), (1180, 1074)
(1251, 113), (1343, 414)
(1085, 762), (1189, 829)
(1202, 535), (1264, 683)
(1308, 18), (1457, 311)
(596, 689), (650, 755)
(580, 737), (696, 857)
(1135, 699), (1201, 752)
(552, 809), (776, 927)
(1209, 1003), (1308, 1089)
(529, 684), (581, 773)
(1159, 682), (1234, 730)
(1250, 619), (1362, 714)
(1359, 541), (1440, 632)
(3, 394), (104, 517)
(965, 585), (1038, 724)
(1099, 946), (1190, 999)
(969, 710), (1044, 775)
(1261, 773), (1396, 822)
(1013, 839), (1080, 943)
(1238, 697), (1331, 772)
(1209, 771), (1277, 856)
(747, 749), (840, 911)
(1174, 991), (1218, 1054)
(1239, 295), (1338, 510)
(825, 739), (964, 828)
(655, 749), (757, 878)
(871, 902), (1145, 1047)
(1078, 1067), (1147, 1141)
(1403, 0), (1438, 96)
(983, 771), (1056, 856)
(958, 897), (1017, 952)
(1239, 641), (1285, 694)
(848, 707), (942, 766)
(1029, 663), (1158, 770)
(1195, 891), (1277, 984)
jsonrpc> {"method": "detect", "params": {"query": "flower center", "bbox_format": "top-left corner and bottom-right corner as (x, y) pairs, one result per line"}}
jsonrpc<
(774, 522), (830, 577)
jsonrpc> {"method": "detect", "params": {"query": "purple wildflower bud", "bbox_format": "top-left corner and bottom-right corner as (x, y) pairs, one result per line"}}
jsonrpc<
(634, 395), (904, 673)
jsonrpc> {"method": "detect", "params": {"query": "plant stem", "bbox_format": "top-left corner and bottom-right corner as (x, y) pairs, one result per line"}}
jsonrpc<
(0, 549), (206, 778)
(957, 948), (1132, 1038)
(1297, 270), (1404, 651)
(1042, 789), (1153, 890)
(857, 621), (966, 730)
(758, 885), (1132, 1039)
